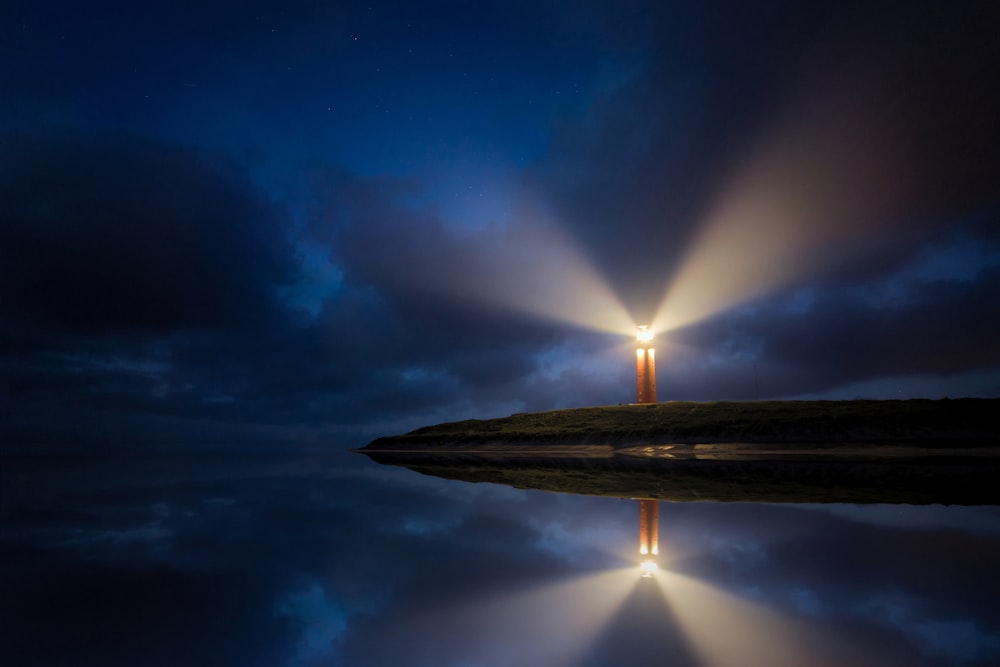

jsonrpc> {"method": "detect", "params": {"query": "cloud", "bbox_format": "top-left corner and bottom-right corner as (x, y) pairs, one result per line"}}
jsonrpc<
(0, 133), (600, 446)
(658, 225), (1000, 398)
(0, 133), (346, 445)
(0, 133), (296, 334)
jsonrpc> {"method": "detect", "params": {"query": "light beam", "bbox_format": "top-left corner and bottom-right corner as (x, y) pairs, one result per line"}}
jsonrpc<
(652, 83), (913, 337)
(410, 195), (636, 336)
(656, 569), (887, 667)
(410, 567), (639, 667)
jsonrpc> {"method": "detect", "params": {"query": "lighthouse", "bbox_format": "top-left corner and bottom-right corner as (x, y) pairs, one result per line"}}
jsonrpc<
(635, 325), (656, 404)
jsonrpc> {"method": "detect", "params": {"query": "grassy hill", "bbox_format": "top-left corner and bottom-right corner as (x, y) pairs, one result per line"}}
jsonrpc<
(364, 398), (1000, 451)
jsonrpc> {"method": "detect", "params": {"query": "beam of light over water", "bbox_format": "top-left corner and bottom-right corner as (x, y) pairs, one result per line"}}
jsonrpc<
(656, 569), (894, 667)
(578, 574), (699, 667)
(402, 567), (638, 667)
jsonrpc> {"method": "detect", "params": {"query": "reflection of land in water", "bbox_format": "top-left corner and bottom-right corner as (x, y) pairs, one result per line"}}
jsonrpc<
(362, 398), (1000, 504)
(362, 444), (1000, 505)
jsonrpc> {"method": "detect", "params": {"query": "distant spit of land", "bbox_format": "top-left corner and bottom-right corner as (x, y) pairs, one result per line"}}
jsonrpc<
(361, 399), (1000, 505)
(364, 399), (1000, 451)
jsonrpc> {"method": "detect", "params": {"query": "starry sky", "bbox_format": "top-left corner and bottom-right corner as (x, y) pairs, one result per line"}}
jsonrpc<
(3, 0), (1000, 448)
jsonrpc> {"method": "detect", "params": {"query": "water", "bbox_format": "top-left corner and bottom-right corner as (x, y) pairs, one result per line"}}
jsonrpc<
(3, 447), (999, 667)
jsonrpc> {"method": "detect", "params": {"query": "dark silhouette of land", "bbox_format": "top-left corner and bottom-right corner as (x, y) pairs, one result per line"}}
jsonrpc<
(361, 399), (1000, 504)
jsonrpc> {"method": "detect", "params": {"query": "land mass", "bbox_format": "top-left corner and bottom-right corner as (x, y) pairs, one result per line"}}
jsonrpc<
(361, 399), (1000, 505)
(365, 399), (1000, 451)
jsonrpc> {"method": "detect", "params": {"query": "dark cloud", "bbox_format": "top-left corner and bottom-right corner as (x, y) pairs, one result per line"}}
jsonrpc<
(768, 271), (1000, 380)
(0, 133), (321, 444)
(658, 224), (1000, 398)
(1, 564), (296, 667)
(0, 133), (296, 334)
(0, 134), (552, 444)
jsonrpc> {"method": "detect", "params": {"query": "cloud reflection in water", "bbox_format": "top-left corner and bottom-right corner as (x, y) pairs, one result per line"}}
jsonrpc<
(1, 449), (998, 667)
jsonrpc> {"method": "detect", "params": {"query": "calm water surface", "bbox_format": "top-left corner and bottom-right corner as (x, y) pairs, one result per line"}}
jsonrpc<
(2, 447), (999, 667)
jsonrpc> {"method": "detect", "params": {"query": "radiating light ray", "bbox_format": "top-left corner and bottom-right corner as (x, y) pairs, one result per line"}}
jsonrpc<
(466, 214), (636, 336)
(657, 570), (886, 667)
(575, 574), (699, 666)
(403, 567), (638, 667)
(383, 191), (636, 336)
(652, 84), (913, 336)
(465, 567), (638, 667)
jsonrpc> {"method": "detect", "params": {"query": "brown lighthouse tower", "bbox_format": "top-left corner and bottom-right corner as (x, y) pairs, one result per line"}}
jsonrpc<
(638, 499), (659, 557)
(635, 325), (656, 404)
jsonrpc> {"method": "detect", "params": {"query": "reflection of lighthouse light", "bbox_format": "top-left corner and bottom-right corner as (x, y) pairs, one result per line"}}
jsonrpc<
(640, 560), (658, 577)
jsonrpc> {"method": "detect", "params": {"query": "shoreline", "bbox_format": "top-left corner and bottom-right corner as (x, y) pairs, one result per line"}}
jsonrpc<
(363, 398), (1000, 452)
(361, 399), (1000, 504)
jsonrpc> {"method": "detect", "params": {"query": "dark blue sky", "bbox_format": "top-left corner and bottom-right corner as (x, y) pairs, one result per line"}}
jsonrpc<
(3, 0), (1000, 447)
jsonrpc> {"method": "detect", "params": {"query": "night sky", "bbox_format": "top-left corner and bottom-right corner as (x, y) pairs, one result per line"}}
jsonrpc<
(4, 3), (1000, 666)
(3, 0), (1000, 446)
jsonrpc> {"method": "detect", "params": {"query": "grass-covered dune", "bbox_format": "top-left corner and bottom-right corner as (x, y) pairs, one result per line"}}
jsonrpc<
(364, 398), (1000, 451)
(361, 399), (1000, 504)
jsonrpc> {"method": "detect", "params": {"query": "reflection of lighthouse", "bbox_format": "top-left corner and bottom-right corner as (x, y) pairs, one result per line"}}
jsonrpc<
(638, 499), (659, 576)
(635, 326), (656, 404)
(635, 327), (659, 575)
(638, 499), (659, 556)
